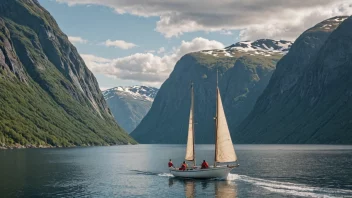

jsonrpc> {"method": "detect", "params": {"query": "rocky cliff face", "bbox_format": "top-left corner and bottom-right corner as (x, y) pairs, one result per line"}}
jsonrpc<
(131, 39), (292, 143)
(236, 16), (351, 144)
(0, 0), (136, 147)
(103, 86), (158, 133)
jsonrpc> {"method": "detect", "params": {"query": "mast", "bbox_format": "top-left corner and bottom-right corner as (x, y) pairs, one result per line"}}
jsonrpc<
(185, 82), (196, 166)
(191, 82), (196, 167)
(214, 69), (219, 167)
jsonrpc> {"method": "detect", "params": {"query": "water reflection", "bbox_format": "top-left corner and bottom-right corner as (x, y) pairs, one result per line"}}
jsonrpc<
(185, 180), (196, 198)
(200, 180), (208, 190)
(215, 180), (237, 198)
(168, 178), (237, 198)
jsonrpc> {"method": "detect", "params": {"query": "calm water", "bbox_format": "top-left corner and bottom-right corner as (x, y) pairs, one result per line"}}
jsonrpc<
(1, 145), (352, 197)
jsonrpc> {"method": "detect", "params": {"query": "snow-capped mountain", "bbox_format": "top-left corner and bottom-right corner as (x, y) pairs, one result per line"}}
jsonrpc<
(201, 39), (293, 57)
(103, 86), (158, 133)
(313, 16), (348, 32)
(104, 86), (158, 102)
(131, 38), (291, 143)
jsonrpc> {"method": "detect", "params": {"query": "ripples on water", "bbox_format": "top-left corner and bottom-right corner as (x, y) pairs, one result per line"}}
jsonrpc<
(155, 172), (352, 198)
(0, 144), (352, 197)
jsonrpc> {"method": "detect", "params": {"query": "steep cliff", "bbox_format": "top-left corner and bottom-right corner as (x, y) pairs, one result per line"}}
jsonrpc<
(236, 16), (351, 144)
(0, 0), (136, 147)
(131, 39), (292, 143)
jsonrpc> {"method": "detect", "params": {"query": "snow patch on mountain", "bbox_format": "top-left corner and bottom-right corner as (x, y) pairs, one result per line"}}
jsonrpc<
(103, 86), (158, 102)
(310, 16), (348, 32)
(200, 39), (293, 58)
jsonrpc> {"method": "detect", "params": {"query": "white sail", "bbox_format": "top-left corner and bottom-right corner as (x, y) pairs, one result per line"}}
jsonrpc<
(185, 85), (195, 162)
(215, 88), (237, 163)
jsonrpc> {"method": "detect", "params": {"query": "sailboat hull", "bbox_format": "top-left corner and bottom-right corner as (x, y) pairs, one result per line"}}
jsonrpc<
(170, 166), (234, 179)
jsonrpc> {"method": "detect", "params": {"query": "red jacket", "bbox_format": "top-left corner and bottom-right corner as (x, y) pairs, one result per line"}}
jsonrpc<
(168, 162), (174, 167)
(179, 164), (186, 171)
(201, 162), (209, 169)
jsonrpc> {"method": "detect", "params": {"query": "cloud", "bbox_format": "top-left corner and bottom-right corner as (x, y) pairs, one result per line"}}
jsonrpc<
(220, 30), (233, 35)
(100, 87), (110, 91)
(82, 37), (224, 86)
(157, 47), (165, 54)
(104, 39), (138, 49)
(56, 0), (352, 41)
(68, 36), (88, 44)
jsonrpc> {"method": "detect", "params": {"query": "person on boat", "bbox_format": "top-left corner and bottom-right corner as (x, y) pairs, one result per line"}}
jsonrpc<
(201, 160), (209, 169)
(179, 161), (188, 171)
(168, 159), (175, 168)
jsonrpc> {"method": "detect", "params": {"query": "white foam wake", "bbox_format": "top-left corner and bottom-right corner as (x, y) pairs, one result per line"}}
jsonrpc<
(157, 172), (352, 197)
(157, 173), (174, 177)
(229, 173), (352, 198)
(226, 173), (240, 181)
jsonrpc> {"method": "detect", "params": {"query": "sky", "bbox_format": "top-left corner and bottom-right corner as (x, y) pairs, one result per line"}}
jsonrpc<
(38, 0), (352, 90)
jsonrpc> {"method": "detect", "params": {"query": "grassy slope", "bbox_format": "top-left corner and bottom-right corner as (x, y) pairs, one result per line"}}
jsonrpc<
(0, 0), (136, 147)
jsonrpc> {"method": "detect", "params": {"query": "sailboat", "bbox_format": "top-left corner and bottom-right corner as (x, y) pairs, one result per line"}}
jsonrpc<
(170, 72), (239, 179)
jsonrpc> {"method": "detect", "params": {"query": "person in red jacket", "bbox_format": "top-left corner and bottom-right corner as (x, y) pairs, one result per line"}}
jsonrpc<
(168, 159), (175, 168)
(179, 161), (187, 171)
(201, 160), (209, 169)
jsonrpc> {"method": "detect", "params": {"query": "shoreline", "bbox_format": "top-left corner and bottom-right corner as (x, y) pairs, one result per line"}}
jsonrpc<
(0, 144), (59, 150)
(0, 142), (137, 150)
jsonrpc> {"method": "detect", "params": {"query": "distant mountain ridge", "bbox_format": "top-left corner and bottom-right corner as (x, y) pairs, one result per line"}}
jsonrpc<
(225, 39), (292, 53)
(131, 39), (292, 143)
(201, 39), (292, 58)
(103, 86), (158, 133)
(104, 86), (158, 102)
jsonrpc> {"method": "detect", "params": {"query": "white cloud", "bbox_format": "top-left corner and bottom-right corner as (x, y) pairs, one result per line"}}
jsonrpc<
(82, 37), (224, 86)
(104, 39), (138, 49)
(157, 47), (165, 54)
(68, 36), (88, 44)
(57, 0), (352, 41)
(220, 30), (233, 35)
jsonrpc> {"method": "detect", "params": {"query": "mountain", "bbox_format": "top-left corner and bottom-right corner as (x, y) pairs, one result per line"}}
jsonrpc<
(236, 16), (352, 144)
(0, 0), (136, 148)
(103, 86), (158, 133)
(131, 39), (292, 143)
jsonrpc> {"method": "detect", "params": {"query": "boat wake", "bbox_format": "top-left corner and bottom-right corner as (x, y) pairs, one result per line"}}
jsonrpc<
(130, 170), (161, 176)
(154, 172), (352, 197)
(130, 170), (174, 177)
(157, 173), (174, 177)
(228, 173), (352, 197)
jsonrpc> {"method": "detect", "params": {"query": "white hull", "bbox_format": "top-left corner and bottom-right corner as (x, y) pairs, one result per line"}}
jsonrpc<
(170, 166), (234, 179)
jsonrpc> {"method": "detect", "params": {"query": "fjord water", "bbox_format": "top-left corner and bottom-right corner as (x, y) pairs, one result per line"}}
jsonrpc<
(0, 145), (352, 197)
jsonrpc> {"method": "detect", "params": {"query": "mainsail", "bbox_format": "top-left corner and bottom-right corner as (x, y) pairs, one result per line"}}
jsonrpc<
(214, 87), (237, 164)
(185, 84), (195, 165)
